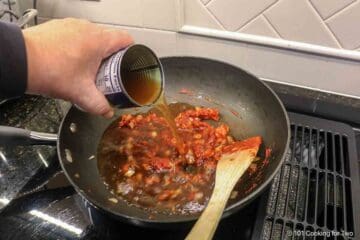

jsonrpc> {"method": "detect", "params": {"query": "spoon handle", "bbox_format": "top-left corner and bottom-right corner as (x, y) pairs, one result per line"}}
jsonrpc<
(185, 183), (233, 240)
(186, 151), (254, 240)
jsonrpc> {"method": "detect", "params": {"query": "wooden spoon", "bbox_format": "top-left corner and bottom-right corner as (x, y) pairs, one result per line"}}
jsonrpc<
(186, 136), (262, 240)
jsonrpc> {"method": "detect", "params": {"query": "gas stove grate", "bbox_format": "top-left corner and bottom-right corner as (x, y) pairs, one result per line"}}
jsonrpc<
(254, 113), (360, 240)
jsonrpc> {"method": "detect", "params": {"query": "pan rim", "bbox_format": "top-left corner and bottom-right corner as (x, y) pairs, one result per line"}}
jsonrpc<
(57, 56), (291, 224)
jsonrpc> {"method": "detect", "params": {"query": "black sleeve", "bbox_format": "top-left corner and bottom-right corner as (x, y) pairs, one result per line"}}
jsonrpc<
(0, 21), (27, 99)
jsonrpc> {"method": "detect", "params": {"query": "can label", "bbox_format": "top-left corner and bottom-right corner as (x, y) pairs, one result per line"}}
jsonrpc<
(95, 49), (125, 94)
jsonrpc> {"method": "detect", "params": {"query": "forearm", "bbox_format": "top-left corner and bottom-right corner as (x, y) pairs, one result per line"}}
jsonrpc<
(0, 21), (27, 99)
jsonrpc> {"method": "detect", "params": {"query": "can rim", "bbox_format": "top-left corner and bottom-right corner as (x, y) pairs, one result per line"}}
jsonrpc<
(119, 44), (165, 107)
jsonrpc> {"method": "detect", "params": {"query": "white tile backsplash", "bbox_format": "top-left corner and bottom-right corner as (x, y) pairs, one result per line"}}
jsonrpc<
(200, 0), (212, 4)
(239, 15), (279, 38)
(27, 0), (360, 51)
(181, 0), (360, 51)
(37, 0), (143, 27)
(310, 0), (356, 19)
(326, 1), (360, 49)
(176, 32), (244, 63)
(119, 26), (177, 57)
(142, 0), (177, 31)
(176, 32), (360, 97)
(207, 0), (277, 31)
(184, 0), (223, 29)
(264, 0), (339, 48)
(20, 0), (360, 97)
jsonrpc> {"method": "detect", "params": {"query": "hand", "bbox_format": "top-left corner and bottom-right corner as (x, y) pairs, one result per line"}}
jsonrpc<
(23, 18), (133, 118)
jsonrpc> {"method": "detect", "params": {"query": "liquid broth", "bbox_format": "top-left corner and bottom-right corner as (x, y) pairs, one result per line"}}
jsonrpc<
(97, 103), (222, 215)
(155, 95), (184, 153)
(122, 68), (162, 106)
(123, 71), (183, 151)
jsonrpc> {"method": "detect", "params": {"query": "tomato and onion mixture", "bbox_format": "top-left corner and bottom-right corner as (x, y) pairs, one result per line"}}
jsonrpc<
(98, 105), (256, 214)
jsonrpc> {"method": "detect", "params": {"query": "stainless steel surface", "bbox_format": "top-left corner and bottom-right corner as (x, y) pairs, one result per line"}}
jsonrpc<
(17, 9), (37, 28)
(30, 131), (58, 143)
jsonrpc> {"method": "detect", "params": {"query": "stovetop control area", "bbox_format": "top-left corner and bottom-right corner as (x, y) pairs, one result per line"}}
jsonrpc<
(0, 96), (359, 240)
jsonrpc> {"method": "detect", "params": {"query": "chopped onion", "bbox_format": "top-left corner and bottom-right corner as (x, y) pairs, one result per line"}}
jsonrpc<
(124, 168), (135, 177)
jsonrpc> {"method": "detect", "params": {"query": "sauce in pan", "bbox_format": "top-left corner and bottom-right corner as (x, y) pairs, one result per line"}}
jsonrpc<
(97, 103), (238, 215)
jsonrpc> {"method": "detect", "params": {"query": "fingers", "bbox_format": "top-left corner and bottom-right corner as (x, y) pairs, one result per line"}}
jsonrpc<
(74, 25), (132, 118)
(101, 28), (134, 58)
(73, 85), (114, 119)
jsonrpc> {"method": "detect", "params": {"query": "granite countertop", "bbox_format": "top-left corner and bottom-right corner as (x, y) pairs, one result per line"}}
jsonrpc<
(0, 96), (69, 209)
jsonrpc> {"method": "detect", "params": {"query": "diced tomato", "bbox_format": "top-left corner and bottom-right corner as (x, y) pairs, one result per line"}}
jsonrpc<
(151, 157), (172, 171)
(108, 106), (266, 215)
(215, 124), (229, 137)
(145, 174), (161, 185)
(158, 190), (172, 201)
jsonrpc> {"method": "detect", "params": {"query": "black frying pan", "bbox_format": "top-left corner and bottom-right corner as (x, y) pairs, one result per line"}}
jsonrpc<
(0, 57), (290, 228)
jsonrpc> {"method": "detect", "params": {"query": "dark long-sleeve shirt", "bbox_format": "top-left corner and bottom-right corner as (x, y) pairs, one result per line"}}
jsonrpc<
(0, 21), (27, 99)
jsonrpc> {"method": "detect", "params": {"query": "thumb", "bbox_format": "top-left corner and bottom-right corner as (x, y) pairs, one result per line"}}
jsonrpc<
(74, 84), (114, 118)
(102, 28), (134, 58)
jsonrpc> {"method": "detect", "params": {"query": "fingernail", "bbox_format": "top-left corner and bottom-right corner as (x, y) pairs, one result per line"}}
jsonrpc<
(103, 110), (114, 119)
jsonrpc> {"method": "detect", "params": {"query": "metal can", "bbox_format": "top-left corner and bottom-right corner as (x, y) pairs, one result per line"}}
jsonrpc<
(96, 44), (164, 108)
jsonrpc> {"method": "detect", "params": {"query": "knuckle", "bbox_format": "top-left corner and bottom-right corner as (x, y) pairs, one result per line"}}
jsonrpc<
(94, 102), (109, 115)
(75, 90), (109, 115)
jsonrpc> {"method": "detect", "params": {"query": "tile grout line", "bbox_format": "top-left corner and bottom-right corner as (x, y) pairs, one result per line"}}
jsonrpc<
(324, 0), (358, 22)
(324, 23), (344, 50)
(352, 44), (360, 51)
(307, 0), (343, 49)
(262, 13), (282, 38)
(205, 0), (214, 7)
(203, 1), (227, 30)
(236, 15), (262, 32)
(234, 0), (280, 32)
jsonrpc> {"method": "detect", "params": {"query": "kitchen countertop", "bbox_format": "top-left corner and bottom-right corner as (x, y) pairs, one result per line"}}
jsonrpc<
(0, 96), (65, 208)
(265, 81), (360, 127)
(266, 81), (360, 108)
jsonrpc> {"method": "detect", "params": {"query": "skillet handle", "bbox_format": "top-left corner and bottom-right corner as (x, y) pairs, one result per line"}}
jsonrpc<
(0, 126), (57, 146)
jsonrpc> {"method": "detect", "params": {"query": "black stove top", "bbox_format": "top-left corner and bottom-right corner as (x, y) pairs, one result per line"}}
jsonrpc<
(0, 178), (261, 239)
(0, 91), (359, 240)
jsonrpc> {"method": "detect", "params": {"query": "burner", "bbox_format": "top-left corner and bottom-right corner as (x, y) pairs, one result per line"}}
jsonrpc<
(253, 113), (360, 240)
